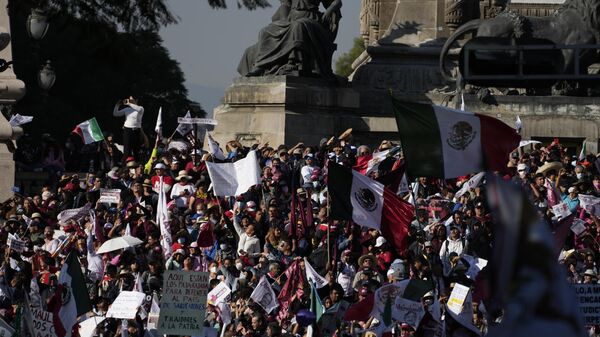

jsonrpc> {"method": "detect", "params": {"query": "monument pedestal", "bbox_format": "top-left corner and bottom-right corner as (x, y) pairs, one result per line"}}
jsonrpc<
(212, 76), (365, 146)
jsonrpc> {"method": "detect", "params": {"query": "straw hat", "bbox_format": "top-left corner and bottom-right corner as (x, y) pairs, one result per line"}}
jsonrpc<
(175, 170), (192, 181)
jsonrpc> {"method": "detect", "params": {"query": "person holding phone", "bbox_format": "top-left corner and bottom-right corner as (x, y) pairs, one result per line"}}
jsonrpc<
(113, 96), (144, 164)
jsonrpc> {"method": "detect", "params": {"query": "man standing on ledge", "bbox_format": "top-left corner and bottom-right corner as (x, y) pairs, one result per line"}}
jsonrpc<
(113, 96), (144, 164)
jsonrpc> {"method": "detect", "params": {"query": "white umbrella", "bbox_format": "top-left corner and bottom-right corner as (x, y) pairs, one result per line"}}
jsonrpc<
(96, 235), (143, 254)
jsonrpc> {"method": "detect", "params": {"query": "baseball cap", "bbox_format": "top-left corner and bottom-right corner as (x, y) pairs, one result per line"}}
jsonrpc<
(375, 236), (387, 248)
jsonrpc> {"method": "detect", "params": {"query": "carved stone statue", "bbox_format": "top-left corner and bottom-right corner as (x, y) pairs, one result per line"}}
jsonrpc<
(440, 0), (600, 84)
(238, 0), (342, 78)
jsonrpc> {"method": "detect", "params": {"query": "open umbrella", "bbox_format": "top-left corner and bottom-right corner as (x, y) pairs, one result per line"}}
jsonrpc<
(96, 235), (143, 254)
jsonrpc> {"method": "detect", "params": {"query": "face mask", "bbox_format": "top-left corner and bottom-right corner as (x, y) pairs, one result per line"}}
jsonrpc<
(576, 173), (583, 179)
(235, 262), (243, 270)
(519, 171), (527, 178)
(210, 266), (217, 273)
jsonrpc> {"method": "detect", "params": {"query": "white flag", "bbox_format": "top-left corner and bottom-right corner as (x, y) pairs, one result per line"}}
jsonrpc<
(454, 172), (485, 200)
(9, 114), (33, 127)
(365, 150), (390, 176)
(205, 150), (261, 197)
(207, 282), (231, 306)
(176, 111), (193, 136)
(154, 107), (162, 136)
(515, 115), (522, 134)
(250, 276), (278, 314)
(304, 257), (327, 289)
(207, 133), (226, 161)
(156, 176), (173, 259)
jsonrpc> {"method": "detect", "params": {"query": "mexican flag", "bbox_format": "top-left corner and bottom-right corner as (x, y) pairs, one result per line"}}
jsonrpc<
(51, 253), (92, 337)
(328, 162), (414, 253)
(72, 118), (104, 144)
(392, 99), (520, 178)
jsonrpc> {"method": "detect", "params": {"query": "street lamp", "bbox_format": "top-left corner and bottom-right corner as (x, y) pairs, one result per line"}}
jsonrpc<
(26, 8), (49, 40)
(37, 60), (55, 91)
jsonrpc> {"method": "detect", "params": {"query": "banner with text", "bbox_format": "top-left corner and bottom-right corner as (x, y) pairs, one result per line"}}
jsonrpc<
(574, 284), (600, 325)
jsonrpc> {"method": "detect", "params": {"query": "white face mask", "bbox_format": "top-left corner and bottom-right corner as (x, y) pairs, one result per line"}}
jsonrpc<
(576, 173), (583, 179)
(210, 266), (217, 273)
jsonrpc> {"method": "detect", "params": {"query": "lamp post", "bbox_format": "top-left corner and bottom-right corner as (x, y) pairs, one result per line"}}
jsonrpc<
(37, 60), (55, 91)
(26, 8), (49, 40)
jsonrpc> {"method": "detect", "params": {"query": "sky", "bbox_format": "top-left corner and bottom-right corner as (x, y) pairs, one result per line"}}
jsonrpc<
(159, 0), (361, 115)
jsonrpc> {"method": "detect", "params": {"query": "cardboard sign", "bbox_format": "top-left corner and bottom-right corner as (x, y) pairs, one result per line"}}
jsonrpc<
(158, 271), (209, 336)
(98, 189), (121, 204)
(571, 219), (587, 236)
(447, 283), (470, 315)
(30, 308), (57, 337)
(394, 297), (426, 330)
(552, 202), (571, 219)
(106, 291), (146, 319)
(574, 284), (600, 325)
(7, 234), (24, 253)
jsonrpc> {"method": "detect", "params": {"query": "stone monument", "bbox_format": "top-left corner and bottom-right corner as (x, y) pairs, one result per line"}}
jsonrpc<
(213, 0), (365, 146)
(0, 0), (25, 201)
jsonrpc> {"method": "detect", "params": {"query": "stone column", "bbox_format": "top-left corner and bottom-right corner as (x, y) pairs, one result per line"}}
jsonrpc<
(0, 0), (26, 201)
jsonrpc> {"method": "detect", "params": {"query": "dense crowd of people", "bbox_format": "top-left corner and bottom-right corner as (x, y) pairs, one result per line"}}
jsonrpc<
(3, 124), (600, 336)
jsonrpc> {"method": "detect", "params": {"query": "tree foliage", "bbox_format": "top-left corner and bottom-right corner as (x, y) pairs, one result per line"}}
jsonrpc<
(8, 3), (203, 140)
(335, 37), (366, 78)
(208, 0), (271, 10)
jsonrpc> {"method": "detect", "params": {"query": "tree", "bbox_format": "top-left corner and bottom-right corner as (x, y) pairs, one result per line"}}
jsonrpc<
(335, 37), (365, 78)
(10, 0), (270, 33)
(8, 3), (203, 141)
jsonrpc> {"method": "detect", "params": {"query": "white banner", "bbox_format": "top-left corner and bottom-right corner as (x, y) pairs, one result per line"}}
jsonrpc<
(106, 291), (146, 319)
(304, 257), (327, 289)
(579, 194), (600, 213)
(157, 176), (173, 260)
(207, 134), (226, 161)
(250, 276), (278, 314)
(455, 172), (485, 199)
(57, 203), (91, 224)
(205, 151), (261, 197)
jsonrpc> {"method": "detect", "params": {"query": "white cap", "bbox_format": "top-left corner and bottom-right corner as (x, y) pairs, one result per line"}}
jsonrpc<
(517, 163), (528, 171)
(568, 186), (576, 193)
(375, 236), (387, 248)
(154, 163), (167, 170)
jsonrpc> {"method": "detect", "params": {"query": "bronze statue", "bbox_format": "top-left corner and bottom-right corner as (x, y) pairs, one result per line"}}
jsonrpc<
(238, 0), (342, 77)
(440, 0), (600, 83)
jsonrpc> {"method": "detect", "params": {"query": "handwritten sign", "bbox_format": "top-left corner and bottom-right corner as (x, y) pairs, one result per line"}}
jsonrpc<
(574, 284), (600, 325)
(98, 189), (121, 204)
(31, 308), (57, 337)
(158, 271), (209, 336)
(106, 291), (146, 319)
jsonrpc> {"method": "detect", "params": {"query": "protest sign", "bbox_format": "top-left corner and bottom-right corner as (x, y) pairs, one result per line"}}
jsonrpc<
(30, 308), (57, 337)
(574, 284), (600, 325)
(7, 234), (24, 253)
(571, 219), (587, 236)
(158, 271), (209, 336)
(447, 283), (470, 315)
(462, 255), (488, 280)
(422, 198), (455, 221)
(106, 291), (146, 319)
(98, 189), (121, 204)
(552, 202), (571, 219)
(207, 282), (231, 306)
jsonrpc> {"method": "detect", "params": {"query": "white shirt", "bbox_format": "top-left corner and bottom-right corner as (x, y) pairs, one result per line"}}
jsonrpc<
(113, 103), (144, 128)
(42, 238), (59, 254)
(301, 164), (316, 184)
(170, 183), (196, 208)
